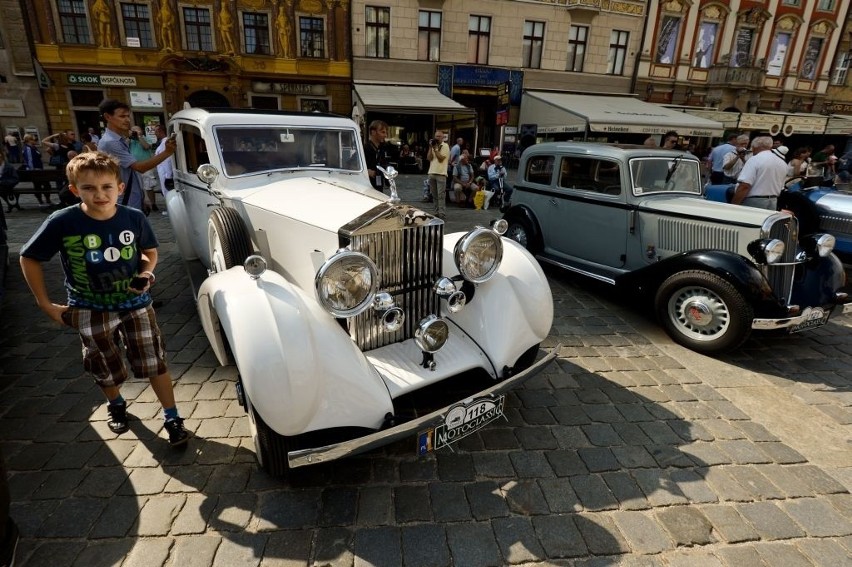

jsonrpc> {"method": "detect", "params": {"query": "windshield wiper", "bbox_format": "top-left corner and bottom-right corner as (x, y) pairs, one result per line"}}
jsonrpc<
(665, 155), (682, 184)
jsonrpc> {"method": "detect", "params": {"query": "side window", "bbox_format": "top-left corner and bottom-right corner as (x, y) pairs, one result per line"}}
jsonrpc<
(524, 155), (554, 185)
(178, 125), (207, 174)
(558, 157), (621, 195)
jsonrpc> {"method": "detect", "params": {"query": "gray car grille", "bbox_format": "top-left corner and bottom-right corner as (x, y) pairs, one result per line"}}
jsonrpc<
(764, 215), (797, 305)
(348, 223), (444, 351)
(658, 220), (740, 252)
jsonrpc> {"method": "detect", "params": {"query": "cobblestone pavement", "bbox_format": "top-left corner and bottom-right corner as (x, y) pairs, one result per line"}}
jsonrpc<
(1, 175), (851, 566)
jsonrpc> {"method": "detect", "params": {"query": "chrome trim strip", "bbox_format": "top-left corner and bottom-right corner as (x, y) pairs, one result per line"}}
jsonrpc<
(536, 256), (617, 285)
(287, 344), (562, 468)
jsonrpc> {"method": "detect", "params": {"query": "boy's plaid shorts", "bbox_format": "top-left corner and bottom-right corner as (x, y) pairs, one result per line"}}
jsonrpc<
(62, 305), (167, 388)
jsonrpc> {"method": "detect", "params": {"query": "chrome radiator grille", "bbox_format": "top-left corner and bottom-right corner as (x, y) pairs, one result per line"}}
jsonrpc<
(658, 219), (740, 252)
(348, 223), (444, 350)
(819, 214), (852, 236)
(764, 216), (797, 304)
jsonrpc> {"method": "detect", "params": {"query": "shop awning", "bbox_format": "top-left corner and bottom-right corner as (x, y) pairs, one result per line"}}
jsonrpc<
(825, 115), (852, 135)
(519, 91), (724, 137)
(759, 111), (828, 135)
(353, 83), (475, 115)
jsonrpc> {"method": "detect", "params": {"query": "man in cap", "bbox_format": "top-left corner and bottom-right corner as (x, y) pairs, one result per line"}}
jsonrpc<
(731, 136), (787, 210)
(487, 155), (512, 210)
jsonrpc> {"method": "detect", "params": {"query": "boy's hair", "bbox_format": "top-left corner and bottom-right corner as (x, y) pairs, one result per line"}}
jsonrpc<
(98, 98), (130, 117)
(65, 151), (122, 186)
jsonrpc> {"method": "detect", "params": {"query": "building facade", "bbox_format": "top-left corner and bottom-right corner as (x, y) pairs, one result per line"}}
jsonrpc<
(23, 0), (352, 136)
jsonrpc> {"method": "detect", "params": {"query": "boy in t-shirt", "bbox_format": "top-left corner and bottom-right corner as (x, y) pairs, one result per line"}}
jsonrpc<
(19, 152), (190, 446)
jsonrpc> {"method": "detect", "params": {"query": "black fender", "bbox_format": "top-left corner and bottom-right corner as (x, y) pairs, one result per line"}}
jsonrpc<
(617, 250), (783, 314)
(502, 204), (544, 252)
(791, 252), (847, 308)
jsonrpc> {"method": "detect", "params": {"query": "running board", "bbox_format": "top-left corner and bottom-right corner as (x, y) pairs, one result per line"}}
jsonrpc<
(536, 254), (618, 285)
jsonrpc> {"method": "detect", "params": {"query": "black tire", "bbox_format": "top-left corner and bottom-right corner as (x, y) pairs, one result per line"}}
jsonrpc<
(208, 207), (253, 272)
(505, 218), (539, 254)
(512, 343), (540, 374)
(654, 270), (753, 354)
(247, 394), (293, 478)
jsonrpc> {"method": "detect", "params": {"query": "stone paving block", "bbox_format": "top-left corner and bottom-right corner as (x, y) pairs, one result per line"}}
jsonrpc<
(752, 541), (813, 567)
(668, 468), (719, 503)
(551, 405), (593, 426)
(826, 493), (852, 519)
(647, 444), (698, 468)
(679, 442), (732, 466)
(7, 442), (62, 470)
(195, 437), (239, 465)
(478, 427), (520, 449)
(611, 446), (657, 469)
(816, 404), (852, 425)
(72, 539), (137, 567)
(429, 482), (471, 522)
(638, 421), (682, 445)
(582, 404), (625, 423)
(573, 513), (630, 556)
(697, 419), (745, 440)
(734, 421), (779, 442)
(445, 521), (502, 567)
(538, 477), (582, 513)
(132, 494), (186, 536)
(355, 485), (393, 527)
(725, 465), (786, 500)
(716, 440), (773, 465)
(37, 497), (108, 538)
(317, 487), (357, 527)
(195, 417), (236, 439)
(466, 480), (510, 520)
(212, 532), (265, 567)
(492, 516), (545, 564)
(261, 530), (312, 566)
(195, 382), (228, 400)
(516, 389), (558, 408)
(701, 467), (754, 502)
(582, 423), (623, 447)
(31, 469), (87, 499)
(89, 495), (145, 539)
(472, 452), (515, 478)
(780, 497), (852, 537)
(164, 465), (214, 493)
(510, 450), (557, 478)
(577, 447), (620, 472)
(794, 538), (852, 567)
(123, 536), (174, 567)
(435, 452), (475, 481)
(655, 507), (715, 545)
(787, 464), (848, 494)
(615, 404), (657, 423)
(76, 466), (129, 498)
(611, 510), (673, 554)
(519, 407), (557, 425)
(754, 442), (807, 464)
(119, 466), (173, 495)
(208, 493), (255, 533)
(394, 485), (432, 523)
(204, 463), (251, 494)
(503, 479), (550, 515)
(256, 489), (321, 531)
(173, 493), (215, 535)
(735, 501), (807, 540)
(551, 425), (592, 449)
(399, 524), (450, 567)
(532, 514), (588, 558)
(632, 469), (688, 506)
(515, 425), (560, 449)
(570, 474), (619, 511)
(601, 472), (650, 510)
(713, 545), (766, 567)
(660, 549), (726, 567)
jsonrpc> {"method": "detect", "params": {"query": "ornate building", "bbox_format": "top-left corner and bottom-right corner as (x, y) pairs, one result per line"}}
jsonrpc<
(24, 0), (352, 135)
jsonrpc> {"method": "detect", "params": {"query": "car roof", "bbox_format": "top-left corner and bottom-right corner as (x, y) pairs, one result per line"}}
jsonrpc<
(169, 107), (358, 129)
(521, 142), (697, 161)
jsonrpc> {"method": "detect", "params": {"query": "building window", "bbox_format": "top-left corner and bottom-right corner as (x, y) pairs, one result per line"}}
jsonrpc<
(121, 3), (154, 48)
(251, 95), (279, 109)
(58, 0), (91, 44)
(299, 17), (325, 58)
(782, 0), (800, 5)
(608, 30), (629, 75)
(656, 16), (681, 64)
(418, 10), (441, 61)
(731, 28), (755, 67)
(817, 0), (836, 9)
(300, 97), (329, 113)
(183, 7), (213, 51)
(767, 32), (791, 77)
(566, 25), (587, 72)
(831, 51), (850, 85)
(468, 15), (490, 65)
(242, 12), (270, 54)
(801, 36), (823, 80)
(365, 6), (390, 58)
(693, 21), (717, 68)
(523, 21), (545, 68)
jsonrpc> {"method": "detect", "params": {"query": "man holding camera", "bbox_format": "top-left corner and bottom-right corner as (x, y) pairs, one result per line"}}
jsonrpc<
(427, 130), (450, 219)
(722, 134), (751, 184)
(487, 155), (512, 209)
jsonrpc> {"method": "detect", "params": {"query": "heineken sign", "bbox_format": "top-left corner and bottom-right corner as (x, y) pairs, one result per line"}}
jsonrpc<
(67, 73), (137, 87)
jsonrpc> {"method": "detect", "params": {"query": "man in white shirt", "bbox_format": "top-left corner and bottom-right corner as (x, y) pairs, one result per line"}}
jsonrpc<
(731, 136), (787, 210)
(722, 134), (751, 183)
(709, 133), (737, 184)
(153, 124), (173, 216)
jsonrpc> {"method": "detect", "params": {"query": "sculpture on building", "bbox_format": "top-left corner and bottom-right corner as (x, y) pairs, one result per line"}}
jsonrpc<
(276, 2), (292, 58)
(219, 2), (238, 55)
(92, 0), (115, 47)
(158, 0), (177, 51)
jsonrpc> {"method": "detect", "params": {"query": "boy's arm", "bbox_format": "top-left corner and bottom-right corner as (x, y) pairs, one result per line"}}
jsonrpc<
(19, 256), (67, 324)
(140, 248), (158, 278)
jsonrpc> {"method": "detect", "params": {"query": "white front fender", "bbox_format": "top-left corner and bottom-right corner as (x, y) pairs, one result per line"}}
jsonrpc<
(197, 268), (393, 436)
(165, 190), (198, 261)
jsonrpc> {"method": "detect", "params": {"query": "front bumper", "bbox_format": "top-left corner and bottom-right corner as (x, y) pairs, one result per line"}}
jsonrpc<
(752, 301), (852, 331)
(288, 344), (561, 468)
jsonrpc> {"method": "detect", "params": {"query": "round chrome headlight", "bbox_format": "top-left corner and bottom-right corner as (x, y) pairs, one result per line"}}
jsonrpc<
(454, 227), (503, 283)
(763, 239), (785, 264)
(815, 234), (835, 257)
(315, 250), (379, 317)
(415, 315), (449, 353)
(243, 255), (267, 279)
(197, 163), (219, 185)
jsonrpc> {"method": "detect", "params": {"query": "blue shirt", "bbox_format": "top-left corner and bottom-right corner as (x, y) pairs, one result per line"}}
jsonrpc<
(20, 205), (158, 311)
(710, 143), (735, 173)
(98, 129), (145, 210)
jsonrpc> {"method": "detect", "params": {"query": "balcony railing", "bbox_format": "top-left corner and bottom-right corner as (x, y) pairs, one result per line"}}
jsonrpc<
(706, 54), (766, 89)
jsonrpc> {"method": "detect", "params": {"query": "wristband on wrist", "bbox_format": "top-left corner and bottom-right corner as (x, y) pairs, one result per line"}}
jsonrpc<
(140, 271), (156, 283)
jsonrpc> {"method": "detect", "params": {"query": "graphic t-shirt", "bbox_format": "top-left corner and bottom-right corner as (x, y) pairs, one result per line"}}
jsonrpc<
(20, 205), (159, 311)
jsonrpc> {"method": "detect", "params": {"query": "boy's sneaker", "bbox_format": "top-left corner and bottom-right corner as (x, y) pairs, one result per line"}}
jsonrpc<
(0, 518), (20, 567)
(164, 417), (190, 446)
(107, 402), (129, 434)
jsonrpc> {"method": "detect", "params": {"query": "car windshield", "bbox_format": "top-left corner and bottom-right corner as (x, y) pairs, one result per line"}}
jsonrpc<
(629, 157), (702, 195)
(213, 126), (363, 176)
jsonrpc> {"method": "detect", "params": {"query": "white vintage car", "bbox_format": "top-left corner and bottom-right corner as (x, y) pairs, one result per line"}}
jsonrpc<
(165, 109), (556, 476)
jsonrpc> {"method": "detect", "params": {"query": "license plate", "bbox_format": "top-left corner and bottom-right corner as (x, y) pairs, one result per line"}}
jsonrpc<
(417, 395), (505, 455)
(789, 307), (830, 333)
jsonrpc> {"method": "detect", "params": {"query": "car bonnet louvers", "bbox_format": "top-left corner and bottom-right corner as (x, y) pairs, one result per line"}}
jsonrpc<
(340, 204), (444, 351)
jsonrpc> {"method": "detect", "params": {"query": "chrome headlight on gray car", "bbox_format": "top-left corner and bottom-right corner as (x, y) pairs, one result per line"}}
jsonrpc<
(454, 227), (503, 283)
(315, 250), (379, 317)
(747, 238), (786, 264)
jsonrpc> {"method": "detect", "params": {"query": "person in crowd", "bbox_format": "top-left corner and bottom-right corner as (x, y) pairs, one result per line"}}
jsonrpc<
(811, 144), (837, 185)
(643, 136), (658, 147)
(129, 125), (160, 211)
(66, 130), (83, 153)
(88, 127), (101, 144)
(487, 155), (513, 209)
(836, 148), (852, 185)
(3, 131), (20, 163)
(426, 130), (449, 219)
(42, 132), (74, 168)
(452, 154), (476, 207)
(154, 124), (173, 216)
(0, 149), (19, 204)
(447, 137), (463, 191)
(21, 134), (53, 206)
(364, 120), (389, 192)
(709, 133), (738, 184)
(722, 134), (751, 183)
(97, 99), (175, 213)
(81, 132), (99, 152)
(662, 131), (679, 150)
(786, 147), (811, 180)
(731, 136), (787, 209)
(19, 152), (191, 446)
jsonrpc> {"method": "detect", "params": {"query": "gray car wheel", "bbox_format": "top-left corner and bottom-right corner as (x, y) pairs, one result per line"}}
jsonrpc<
(655, 270), (753, 354)
(505, 219), (535, 253)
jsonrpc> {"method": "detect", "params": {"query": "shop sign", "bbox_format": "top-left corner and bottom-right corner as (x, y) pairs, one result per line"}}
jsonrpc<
(130, 91), (164, 108)
(252, 82), (326, 96)
(737, 113), (781, 130)
(538, 125), (584, 133)
(68, 73), (137, 86)
(0, 99), (25, 117)
(783, 115), (827, 134)
(825, 101), (852, 114)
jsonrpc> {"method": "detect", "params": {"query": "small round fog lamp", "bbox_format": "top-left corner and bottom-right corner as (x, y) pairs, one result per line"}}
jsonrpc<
(491, 219), (508, 235)
(816, 234), (835, 257)
(244, 255), (267, 279)
(414, 315), (449, 353)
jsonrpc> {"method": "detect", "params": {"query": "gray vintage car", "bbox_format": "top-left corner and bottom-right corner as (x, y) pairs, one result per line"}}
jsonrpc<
(503, 142), (851, 354)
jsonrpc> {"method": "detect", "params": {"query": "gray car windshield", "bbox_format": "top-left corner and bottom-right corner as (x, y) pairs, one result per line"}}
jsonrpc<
(213, 126), (362, 176)
(630, 157), (701, 195)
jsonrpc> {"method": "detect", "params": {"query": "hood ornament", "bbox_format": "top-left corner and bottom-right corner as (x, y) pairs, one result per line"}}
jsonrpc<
(377, 165), (400, 204)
